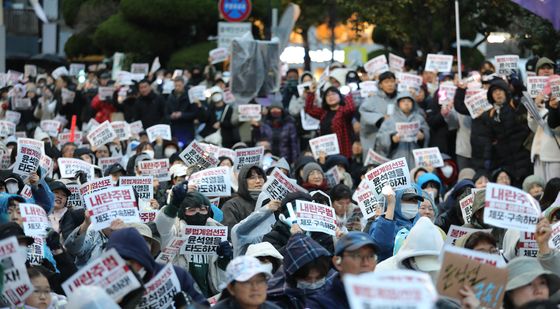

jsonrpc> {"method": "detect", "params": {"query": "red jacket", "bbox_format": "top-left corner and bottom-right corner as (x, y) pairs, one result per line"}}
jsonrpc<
(91, 94), (116, 123)
(305, 93), (356, 158)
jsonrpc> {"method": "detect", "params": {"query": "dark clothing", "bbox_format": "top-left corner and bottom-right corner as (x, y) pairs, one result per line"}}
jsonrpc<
(253, 115), (300, 163)
(133, 91), (167, 129)
(425, 92), (457, 156)
(48, 251), (78, 295)
(166, 90), (198, 145)
(59, 208), (85, 241)
(549, 106), (560, 128)
(213, 298), (281, 309)
(262, 220), (334, 254)
(306, 275), (349, 309)
(56, 87), (86, 129)
(435, 180), (475, 233)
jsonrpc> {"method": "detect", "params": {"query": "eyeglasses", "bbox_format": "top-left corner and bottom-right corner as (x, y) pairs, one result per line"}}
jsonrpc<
(343, 252), (377, 262)
(185, 207), (209, 215)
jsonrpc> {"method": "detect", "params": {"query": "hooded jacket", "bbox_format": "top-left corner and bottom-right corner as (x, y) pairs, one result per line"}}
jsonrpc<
(375, 93), (430, 168)
(106, 228), (209, 306)
(435, 179), (475, 233)
(462, 190), (506, 248)
(221, 165), (266, 234)
(253, 113), (300, 164)
(368, 185), (422, 262)
(359, 90), (399, 161)
(528, 103), (560, 166)
(267, 233), (336, 309)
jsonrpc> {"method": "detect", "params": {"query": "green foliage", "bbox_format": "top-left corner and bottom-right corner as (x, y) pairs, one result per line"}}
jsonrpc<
(168, 41), (217, 69)
(64, 28), (102, 57)
(516, 12), (560, 58)
(62, 0), (87, 27)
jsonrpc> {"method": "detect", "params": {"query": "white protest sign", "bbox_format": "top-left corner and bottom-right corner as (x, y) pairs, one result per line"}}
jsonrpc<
(360, 81), (378, 98)
(19, 203), (49, 237)
(83, 186), (139, 230)
(462, 72), (482, 89)
(62, 248), (142, 301)
(14, 138), (43, 178)
(40, 120), (62, 137)
(4, 111), (21, 125)
(138, 264), (181, 309)
(438, 81), (457, 106)
(297, 81), (312, 97)
(139, 159), (170, 181)
(309, 134), (340, 159)
(79, 176), (114, 197)
(548, 221), (560, 250)
(294, 200), (337, 236)
(300, 110), (320, 131)
(519, 231), (538, 257)
(425, 54), (453, 73)
(444, 224), (491, 247)
(0, 120), (15, 137)
(58, 158), (95, 181)
(223, 89), (236, 104)
(156, 237), (188, 264)
(66, 184), (84, 208)
(110, 121), (131, 141)
(0, 152), (10, 169)
(188, 85), (206, 103)
(389, 53), (405, 72)
(364, 55), (389, 75)
(189, 167), (231, 197)
(180, 226), (228, 255)
(58, 131), (83, 147)
(443, 245), (506, 268)
(396, 121), (420, 142)
(139, 209), (158, 223)
(98, 156), (123, 173)
(234, 146), (265, 171)
(397, 72), (423, 92)
(218, 147), (236, 161)
(344, 271), (436, 309)
(179, 140), (219, 169)
(495, 55), (519, 75)
(238, 104), (262, 122)
(24, 64), (37, 77)
(261, 168), (307, 202)
(146, 124), (172, 142)
(218, 21), (252, 49)
(131, 63), (149, 75)
(87, 120), (117, 149)
(364, 148), (390, 166)
(129, 120), (144, 135)
(412, 147), (444, 168)
(527, 76), (548, 98)
(0, 237), (34, 306)
(27, 236), (45, 266)
(12, 98), (32, 110)
(550, 76), (560, 100)
(98, 86), (114, 101)
(61, 88), (76, 104)
(150, 57), (161, 74)
(353, 181), (383, 219)
(20, 185), (33, 200)
(464, 90), (492, 119)
(209, 47), (229, 64)
(484, 183), (541, 232)
(120, 176), (154, 209)
(365, 157), (411, 196)
(199, 142), (220, 155)
(459, 193), (474, 224)
(69, 63), (85, 76)
(325, 166), (342, 188)
(318, 66), (330, 89)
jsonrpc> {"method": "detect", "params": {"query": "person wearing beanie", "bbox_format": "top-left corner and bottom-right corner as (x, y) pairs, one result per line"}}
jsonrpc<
(359, 71), (398, 161)
(522, 175), (545, 200)
(417, 172), (442, 205)
(305, 85), (356, 159)
(457, 167), (476, 181)
(300, 162), (329, 192)
(155, 187), (230, 297)
(491, 167), (514, 185)
(375, 92), (430, 167)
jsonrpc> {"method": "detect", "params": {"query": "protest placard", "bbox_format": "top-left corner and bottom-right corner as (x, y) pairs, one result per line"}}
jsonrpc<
(87, 120), (117, 149)
(365, 157), (411, 196)
(459, 193), (474, 224)
(518, 231), (538, 257)
(80, 176), (114, 197)
(359, 80), (378, 98)
(218, 147), (236, 161)
(522, 91), (547, 128)
(13, 138), (43, 178)
(353, 181), (383, 220)
(261, 168), (307, 202)
(156, 237), (188, 264)
(180, 226), (228, 255)
(27, 236), (44, 265)
(19, 203), (49, 237)
(389, 53), (405, 72)
(294, 200), (337, 236)
(188, 85), (206, 103)
(238, 104), (262, 122)
(413, 147), (444, 168)
(24, 64), (37, 77)
(464, 90), (492, 119)
(62, 248), (142, 301)
(550, 76), (560, 100)
(444, 224), (492, 247)
(138, 264), (181, 309)
(364, 55), (389, 75)
(223, 89), (236, 103)
(58, 131), (83, 147)
(309, 134), (340, 159)
(199, 142), (220, 156)
(98, 86), (114, 101)
(397, 72), (423, 92)
(0, 237), (34, 306)
(344, 271), (436, 309)
(12, 98), (31, 110)
(129, 120), (144, 135)
(188, 167), (231, 197)
(61, 88), (75, 104)
(131, 63), (149, 75)
(549, 221), (560, 250)
(179, 140), (219, 169)
(40, 120), (62, 137)
(438, 82), (457, 106)
(110, 121), (131, 141)
(461, 72), (482, 89)
(317, 66), (330, 89)
(425, 54), (453, 73)
(69, 63), (85, 76)
(526, 76), (548, 98)
(0, 121), (15, 137)
(484, 183), (541, 232)
(443, 245), (506, 268)
(0, 152), (10, 169)
(139, 209), (157, 223)
(146, 124), (172, 142)
(58, 158), (95, 181)
(296, 81), (312, 97)
(437, 250), (507, 308)
(20, 185), (33, 199)
(5, 110), (20, 125)
(364, 148), (390, 166)
(325, 166), (342, 188)
(120, 176), (154, 209)
(66, 184), (84, 208)
(300, 110), (320, 131)
(495, 54), (519, 75)
(396, 121), (420, 142)
(83, 186), (139, 230)
(98, 156), (123, 174)
(209, 47), (229, 64)
(234, 146), (264, 171)
(138, 159), (170, 182)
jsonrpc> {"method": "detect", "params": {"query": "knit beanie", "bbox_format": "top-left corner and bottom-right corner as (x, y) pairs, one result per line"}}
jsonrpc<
(302, 162), (324, 182)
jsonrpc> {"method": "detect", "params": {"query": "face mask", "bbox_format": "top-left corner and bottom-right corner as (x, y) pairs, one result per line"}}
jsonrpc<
(262, 263), (273, 274)
(185, 213), (209, 226)
(143, 150), (155, 159)
(270, 110), (282, 118)
(440, 165), (453, 178)
(164, 148), (176, 158)
(6, 182), (18, 194)
(401, 202), (418, 219)
(249, 190), (261, 201)
(211, 93), (223, 103)
(297, 277), (326, 290)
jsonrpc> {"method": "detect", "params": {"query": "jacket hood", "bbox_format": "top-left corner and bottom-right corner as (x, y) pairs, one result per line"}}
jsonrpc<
(502, 229), (520, 262)
(237, 164), (266, 201)
(522, 175), (545, 193)
(420, 191), (438, 218)
(106, 227), (156, 275)
(393, 184), (423, 220)
(292, 156), (316, 180)
(487, 78), (511, 104)
(449, 179), (475, 200)
(395, 217), (444, 267)
(324, 154), (349, 171)
(282, 233), (331, 276)
(417, 173), (442, 191)
(0, 193), (27, 223)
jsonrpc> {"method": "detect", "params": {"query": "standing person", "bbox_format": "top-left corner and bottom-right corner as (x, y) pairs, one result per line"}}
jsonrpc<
(166, 77), (199, 146)
(197, 90), (239, 148)
(134, 79), (167, 129)
(305, 86), (356, 158)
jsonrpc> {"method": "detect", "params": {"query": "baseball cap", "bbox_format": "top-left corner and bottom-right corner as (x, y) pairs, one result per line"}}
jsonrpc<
(49, 181), (72, 197)
(400, 185), (424, 202)
(335, 232), (378, 256)
(224, 256), (272, 286)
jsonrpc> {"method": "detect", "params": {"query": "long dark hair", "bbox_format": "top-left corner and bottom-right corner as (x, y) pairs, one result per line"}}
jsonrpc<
(541, 178), (560, 211)
(321, 86), (345, 110)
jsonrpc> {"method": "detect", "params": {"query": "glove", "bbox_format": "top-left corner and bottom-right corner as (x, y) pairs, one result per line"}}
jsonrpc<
(75, 171), (88, 184)
(216, 241), (233, 260)
(171, 180), (188, 206)
(45, 228), (62, 251)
